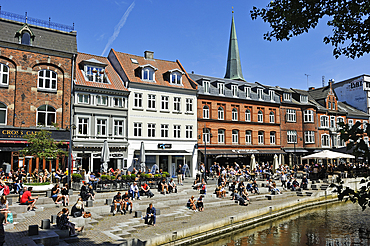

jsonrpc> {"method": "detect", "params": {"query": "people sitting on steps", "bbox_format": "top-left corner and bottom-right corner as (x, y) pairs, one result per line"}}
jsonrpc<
(71, 198), (85, 218)
(129, 182), (141, 200)
(57, 207), (84, 237)
(122, 191), (133, 214)
(196, 195), (204, 212)
(186, 195), (197, 211)
(168, 178), (177, 193)
(113, 192), (124, 216)
(159, 178), (169, 195)
(51, 184), (65, 205)
(144, 203), (156, 226)
(20, 187), (38, 211)
(141, 182), (154, 198)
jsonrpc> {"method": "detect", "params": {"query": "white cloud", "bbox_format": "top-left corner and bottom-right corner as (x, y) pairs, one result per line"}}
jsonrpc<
(101, 1), (135, 56)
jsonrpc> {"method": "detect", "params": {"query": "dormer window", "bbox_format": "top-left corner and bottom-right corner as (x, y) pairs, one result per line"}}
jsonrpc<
(283, 93), (291, 101)
(204, 81), (210, 93)
(85, 66), (107, 83)
(269, 90), (275, 101)
(300, 95), (308, 103)
(245, 86), (251, 98)
(257, 89), (263, 100)
(218, 83), (225, 95)
(21, 32), (31, 45)
(16, 24), (35, 46)
(232, 85), (238, 97)
(140, 64), (157, 82)
(169, 69), (184, 85)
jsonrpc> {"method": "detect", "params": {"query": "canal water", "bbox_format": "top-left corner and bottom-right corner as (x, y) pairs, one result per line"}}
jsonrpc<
(202, 201), (370, 246)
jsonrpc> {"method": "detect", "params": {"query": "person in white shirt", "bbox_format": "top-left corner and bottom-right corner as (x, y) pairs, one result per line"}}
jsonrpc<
(129, 182), (141, 200)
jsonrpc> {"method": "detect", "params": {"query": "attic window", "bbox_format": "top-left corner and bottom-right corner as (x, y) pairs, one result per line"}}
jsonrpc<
(283, 93), (291, 101)
(131, 58), (138, 64)
(21, 32), (31, 45)
(143, 67), (155, 81)
(170, 71), (182, 85)
(85, 66), (107, 83)
(300, 95), (308, 103)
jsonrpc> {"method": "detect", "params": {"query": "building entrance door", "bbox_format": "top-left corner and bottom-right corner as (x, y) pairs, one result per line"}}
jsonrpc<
(159, 156), (168, 173)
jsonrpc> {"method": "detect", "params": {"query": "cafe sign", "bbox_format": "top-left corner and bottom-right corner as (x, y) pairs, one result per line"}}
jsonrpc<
(0, 128), (69, 141)
(158, 143), (172, 149)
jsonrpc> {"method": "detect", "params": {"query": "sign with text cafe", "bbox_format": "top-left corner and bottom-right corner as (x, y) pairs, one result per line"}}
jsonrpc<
(0, 128), (69, 141)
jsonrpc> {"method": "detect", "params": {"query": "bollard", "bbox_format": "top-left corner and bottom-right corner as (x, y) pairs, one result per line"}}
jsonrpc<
(106, 198), (113, 205)
(41, 219), (50, 229)
(7, 198), (12, 206)
(156, 208), (160, 215)
(28, 225), (39, 236)
(135, 211), (142, 218)
(86, 200), (93, 207)
(51, 215), (58, 224)
(46, 190), (52, 197)
(68, 190), (74, 196)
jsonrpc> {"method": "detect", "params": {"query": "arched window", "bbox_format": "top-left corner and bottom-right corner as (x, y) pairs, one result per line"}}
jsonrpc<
(245, 109), (251, 122)
(218, 107), (224, 120)
(258, 131), (264, 144)
(218, 129), (225, 143)
(245, 130), (252, 144)
(232, 130), (239, 144)
(232, 108), (238, 121)
(0, 102), (7, 125)
(38, 70), (57, 90)
(37, 105), (56, 126)
(269, 111), (275, 123)
(203, 105), (209, 119)
(0, 64), (9, 86)
(258, 111), (263, 123)
(21, 32), (31, 45)
(142, 67), (155, 81)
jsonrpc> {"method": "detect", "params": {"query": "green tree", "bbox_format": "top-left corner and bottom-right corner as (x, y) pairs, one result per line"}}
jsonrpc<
(332, 121), (370, 210)
(250, 0), (370, 58)
(20, 130), (67, 160)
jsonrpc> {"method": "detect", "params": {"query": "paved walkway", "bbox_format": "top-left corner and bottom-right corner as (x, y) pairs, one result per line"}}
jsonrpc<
(3, 178), (337, 246)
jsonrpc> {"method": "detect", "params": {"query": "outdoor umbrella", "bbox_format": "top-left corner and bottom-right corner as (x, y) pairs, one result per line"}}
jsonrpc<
(101, 140), (110, 173)
(302, 150), (355, 160)
(250, 154), (256, 171)
(272, 154), (279, 173)
(139, 141), (145, 172)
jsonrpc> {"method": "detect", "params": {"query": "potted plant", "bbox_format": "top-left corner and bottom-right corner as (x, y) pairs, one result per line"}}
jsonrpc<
(72, 173), (82, 182)
(140, 173), (146, 180)
(130, 174), (136, 181)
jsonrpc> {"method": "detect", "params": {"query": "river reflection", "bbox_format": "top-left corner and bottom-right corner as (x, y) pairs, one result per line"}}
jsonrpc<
(202, 202), (370, 246)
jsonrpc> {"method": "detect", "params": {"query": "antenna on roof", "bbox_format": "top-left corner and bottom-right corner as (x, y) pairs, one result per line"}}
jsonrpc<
(304, 74), (310, 89)
(232, 6), (234, 13)
(322, 76), (325, 87)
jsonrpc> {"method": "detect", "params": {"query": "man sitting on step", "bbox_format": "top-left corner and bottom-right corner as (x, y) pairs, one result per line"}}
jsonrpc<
(141, 183), (154, 198)
(113, 192), (124, 216)
(144, 203), (156, 226)
(122, 191), (133, 214)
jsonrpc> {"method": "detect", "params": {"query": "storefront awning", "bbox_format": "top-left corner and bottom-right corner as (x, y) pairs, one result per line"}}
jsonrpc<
(284, 149), (309, 153)
(199, 149), (285, 155)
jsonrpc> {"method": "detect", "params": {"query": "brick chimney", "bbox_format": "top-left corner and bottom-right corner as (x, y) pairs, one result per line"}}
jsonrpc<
(144, 51), (154, 60)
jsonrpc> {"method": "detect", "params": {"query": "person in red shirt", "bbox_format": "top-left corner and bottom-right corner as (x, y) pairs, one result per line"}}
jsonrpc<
(20, 187), (38, 211)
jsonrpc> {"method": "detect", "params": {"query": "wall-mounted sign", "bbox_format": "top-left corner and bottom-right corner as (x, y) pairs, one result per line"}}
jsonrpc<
(158, 144), (172, 149)
(0, 128), (69, 141)
(232, 149), (259, 153)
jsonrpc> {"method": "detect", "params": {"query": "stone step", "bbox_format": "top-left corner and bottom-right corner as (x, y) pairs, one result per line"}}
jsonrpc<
(30, 230), (60, 246)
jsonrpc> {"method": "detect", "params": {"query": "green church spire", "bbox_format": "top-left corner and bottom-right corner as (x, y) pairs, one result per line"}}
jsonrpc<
(224, 11), (245, 81)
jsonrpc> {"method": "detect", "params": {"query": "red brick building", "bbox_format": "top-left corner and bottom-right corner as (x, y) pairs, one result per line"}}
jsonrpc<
(0, 11), (77, 172)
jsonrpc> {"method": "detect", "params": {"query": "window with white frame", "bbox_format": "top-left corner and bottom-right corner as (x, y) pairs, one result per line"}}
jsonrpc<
(0, 64), (9, 86)
(258, 131), (264, 144)
(245, 109), (251, 122)
(204, 81), (210, 94)
(186, 125), (193, 139)
(287, 130), (297, 143)
(245, 131), (252, 144)
(173, 97), (181, 112)
(133, 122), (142, 137)
(303, 110), (314, 122)
(364, 121), (368, 131)
(218, 107), (224, 120)
(174, 125), (181, 138)
(37, 105), (56, 127)
(232, 108), (238, 121)
(245, 86), (251, 98)
(38, 70), (57, 90)
(320, 116), (329, 128)
(337, 117), (344, 129)
(85, 66), (107, 83)
(142, 67), (155, 81)
(78, 94), (90, 104)
(269, 111), (275, 123)
(257, 110), (263, 123)
(96, 119), (107, 136)
(148, 94), (156, 109)
(332, 135), (338, 147)
(328, 102), (331, 110)
(77, 117), (89, 135)
(338, 135), (345, 147)
(218, 129), (225, 143)
(330, 116), (336, 128)
(113, 97), (124, 108)
(147, 123), (156, 137)
(232, 130), (239, 144)
(203, 105), (209, 119)
(232, 85), (238, 97)
(0, 102), (6, 125)
(269, 90), (275, 101)
(286, 109), (296, 122)
(161, 124), (169, 137)
(114, 120), (124, 136)
(270, 131), (276, 145)
(257, 89), (263, 100)
(348, 119), (353, 128)
(300, 95), (308, 103)
(161, 96), (169, 110)
(134, 93), (142, 108)
(203, 128), (210, 143)
(218, 83), (225, 95)
(321, 134), (330, 147)
(283, 93), (291, 101)
(170, 71), (182, 85)
(186, 98), (193, 112)
(304, 131), (315, 144)
(96, 95), (107, 106)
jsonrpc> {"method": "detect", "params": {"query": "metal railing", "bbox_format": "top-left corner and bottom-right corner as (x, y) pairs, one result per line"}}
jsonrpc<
(0, 7), (74, 33)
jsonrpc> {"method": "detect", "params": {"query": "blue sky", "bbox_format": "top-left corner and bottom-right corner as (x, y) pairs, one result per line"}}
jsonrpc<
(3, 0), (370, 89)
